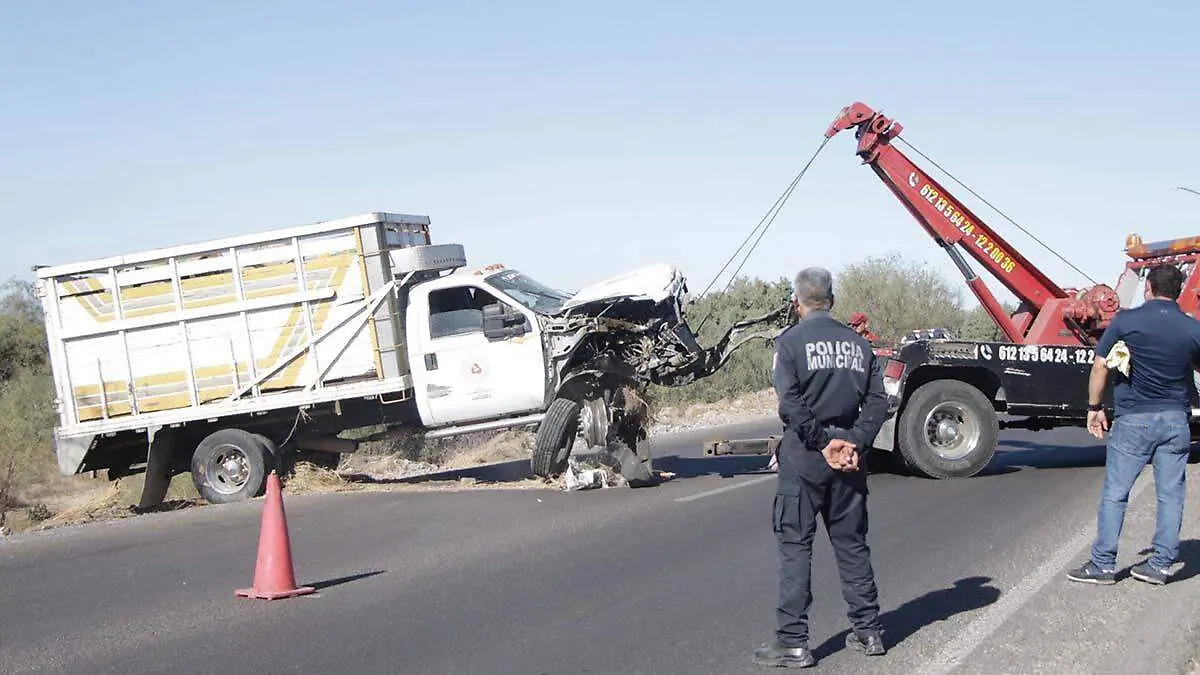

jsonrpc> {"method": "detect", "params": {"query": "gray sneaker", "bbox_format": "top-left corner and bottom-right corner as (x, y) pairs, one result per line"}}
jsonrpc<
(846, 629), (886, 656)
(1130, 560), (1172, 585)
(1066, 561), (1116, 585)
(752, 640), (816, 668)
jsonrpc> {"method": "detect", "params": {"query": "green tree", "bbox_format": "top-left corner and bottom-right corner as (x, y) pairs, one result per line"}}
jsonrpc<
(0, 279), (48, 381)
(955, 303), (1015, 342)
(0, 368), (57, 529)
(831, 254), (965, 342)
(653, 254), (990, 405)
(652, 276), (792, 404)
(0, 279), (55, 530)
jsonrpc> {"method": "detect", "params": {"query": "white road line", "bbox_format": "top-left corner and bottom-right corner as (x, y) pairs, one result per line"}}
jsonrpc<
(675, 475), (776, 502)
(918, 470), (1153, 675)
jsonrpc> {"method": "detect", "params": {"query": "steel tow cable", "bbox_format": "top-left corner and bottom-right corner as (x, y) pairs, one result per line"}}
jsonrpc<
(895, 137), (1098, 286)
(694, 136), (832, 333)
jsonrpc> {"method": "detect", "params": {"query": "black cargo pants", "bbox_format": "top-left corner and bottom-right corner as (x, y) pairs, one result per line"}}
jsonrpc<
(773, 468), (881, 647)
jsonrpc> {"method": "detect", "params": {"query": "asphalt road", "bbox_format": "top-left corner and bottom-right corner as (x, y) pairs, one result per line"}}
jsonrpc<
(3, 420), (1200, 675)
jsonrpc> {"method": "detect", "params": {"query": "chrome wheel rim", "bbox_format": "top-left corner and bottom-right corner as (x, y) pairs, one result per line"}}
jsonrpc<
(579, 398), (609, 448)
(206, 444), (251, 494)
(923, 401), (980, 461)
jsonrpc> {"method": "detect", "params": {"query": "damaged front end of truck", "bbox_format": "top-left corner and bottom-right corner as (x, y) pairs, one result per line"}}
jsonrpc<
(526, 264), (793, 484)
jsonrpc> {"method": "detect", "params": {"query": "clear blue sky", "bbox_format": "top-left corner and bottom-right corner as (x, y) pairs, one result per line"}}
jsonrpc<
(3, 1), (1197, 307)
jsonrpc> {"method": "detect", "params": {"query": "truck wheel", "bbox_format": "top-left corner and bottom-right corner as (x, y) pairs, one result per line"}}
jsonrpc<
(897, 380), (998, 479)
(190, 429), (273, 503)
(532, 398), (581, 478)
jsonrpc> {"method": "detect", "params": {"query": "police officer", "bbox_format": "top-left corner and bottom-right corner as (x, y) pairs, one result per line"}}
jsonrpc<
(753, 267), (889, 669)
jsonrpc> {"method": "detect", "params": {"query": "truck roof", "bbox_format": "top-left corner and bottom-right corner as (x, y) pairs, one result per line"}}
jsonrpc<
(35, 211), (432, 279)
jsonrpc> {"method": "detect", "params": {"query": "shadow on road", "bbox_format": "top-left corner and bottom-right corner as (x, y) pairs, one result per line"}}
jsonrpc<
(1131, 539), (1200, 583)
(813, 576), (1001, 659)
(310, 570), (387, 590)
(1173, 540), (1200, 582)
(977, 440), (1200, 477)
(974, 444), (1105, 477)
(341, 459), (535, 486)
(338, 435), (1200, 488)
(652, 454), (772, 479)
(652, 449), (903, 480)
(342, 451), (778, 486)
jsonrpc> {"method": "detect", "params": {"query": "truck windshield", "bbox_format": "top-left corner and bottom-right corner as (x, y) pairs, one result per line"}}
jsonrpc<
(487, 270), (572, 314)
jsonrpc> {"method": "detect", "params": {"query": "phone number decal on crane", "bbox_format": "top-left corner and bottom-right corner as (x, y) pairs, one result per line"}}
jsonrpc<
(977, 343), (1095, 365)
(914, 178), (1017, 274)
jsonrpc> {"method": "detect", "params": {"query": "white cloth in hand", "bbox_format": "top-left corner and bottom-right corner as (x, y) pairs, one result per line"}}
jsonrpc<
(1106, 339), (1131, 377)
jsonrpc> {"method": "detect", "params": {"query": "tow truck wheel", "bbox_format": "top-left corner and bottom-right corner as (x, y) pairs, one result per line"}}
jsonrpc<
(897, 380), (998, 479)
(190, 429), (273, 504)
(531, 398), (581, 478)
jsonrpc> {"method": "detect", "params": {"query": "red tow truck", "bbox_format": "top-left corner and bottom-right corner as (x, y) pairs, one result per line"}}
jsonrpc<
(707, 101), (1200, 478)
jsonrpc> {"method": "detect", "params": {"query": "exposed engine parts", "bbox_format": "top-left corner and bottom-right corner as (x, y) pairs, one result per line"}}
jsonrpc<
(530, 266), (794, 482)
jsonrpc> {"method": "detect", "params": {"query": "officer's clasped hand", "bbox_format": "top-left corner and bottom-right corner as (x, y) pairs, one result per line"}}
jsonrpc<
(820, 439), (860, 472)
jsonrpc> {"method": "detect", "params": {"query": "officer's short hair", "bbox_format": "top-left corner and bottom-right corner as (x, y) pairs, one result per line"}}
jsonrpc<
(792, 267), (833, 310)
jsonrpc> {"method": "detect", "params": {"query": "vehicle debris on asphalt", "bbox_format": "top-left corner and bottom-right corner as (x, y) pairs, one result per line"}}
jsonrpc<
(560, 456), (677, 491)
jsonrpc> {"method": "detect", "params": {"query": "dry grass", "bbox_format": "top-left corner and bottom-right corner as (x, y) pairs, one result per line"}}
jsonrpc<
(340, 454), (442, 481)
(354, 475), (552, 493)
(2, 471), (125, 534)
(33, 482), (134, 530)
(284, 461), (360, 495)
(355, 426), (536, 466)
(30, 473), (200, 532)
(442, 429), (534, 468)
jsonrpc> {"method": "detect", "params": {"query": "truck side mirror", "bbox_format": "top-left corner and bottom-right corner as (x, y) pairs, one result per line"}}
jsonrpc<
(482, 303), (529, 340)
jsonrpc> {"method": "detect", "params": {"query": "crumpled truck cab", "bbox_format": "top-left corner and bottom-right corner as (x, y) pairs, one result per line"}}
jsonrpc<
(405, 259), (791, 484)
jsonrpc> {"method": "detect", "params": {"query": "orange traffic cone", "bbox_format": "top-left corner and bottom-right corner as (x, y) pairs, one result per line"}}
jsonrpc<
(235, 471), (315, 600)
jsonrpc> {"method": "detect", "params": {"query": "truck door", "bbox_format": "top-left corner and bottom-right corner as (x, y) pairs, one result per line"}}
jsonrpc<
(408, 283), (547, 426)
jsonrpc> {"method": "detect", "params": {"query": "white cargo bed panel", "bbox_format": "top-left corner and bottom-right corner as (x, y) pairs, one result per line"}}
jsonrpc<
(36, 212), (432, 279)
(38, 212), (437, 442)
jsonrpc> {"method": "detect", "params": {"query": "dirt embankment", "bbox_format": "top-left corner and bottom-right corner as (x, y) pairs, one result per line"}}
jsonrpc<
(649, 389), (778, 434)
(1, 390), (779, 537)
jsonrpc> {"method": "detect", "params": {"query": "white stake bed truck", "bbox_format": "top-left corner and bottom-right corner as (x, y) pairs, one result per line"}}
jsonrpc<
(36, 212), (787, 505)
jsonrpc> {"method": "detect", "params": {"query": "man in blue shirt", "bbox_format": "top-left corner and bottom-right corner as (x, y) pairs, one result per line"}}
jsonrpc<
(1068, 264), (1200, 586)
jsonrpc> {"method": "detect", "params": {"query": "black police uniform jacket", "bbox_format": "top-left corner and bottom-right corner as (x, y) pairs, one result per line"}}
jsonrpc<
(772, 309), (889, 496)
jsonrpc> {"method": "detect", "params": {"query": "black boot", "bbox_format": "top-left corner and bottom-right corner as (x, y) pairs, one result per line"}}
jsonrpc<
(845, 629), (886, 656)
(752, 640), (816, 668)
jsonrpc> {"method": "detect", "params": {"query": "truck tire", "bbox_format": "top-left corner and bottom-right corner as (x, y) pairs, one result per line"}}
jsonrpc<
(532, 398), (581, 478)
(190, 429), (273, 504)
(897, 380), (998, 479)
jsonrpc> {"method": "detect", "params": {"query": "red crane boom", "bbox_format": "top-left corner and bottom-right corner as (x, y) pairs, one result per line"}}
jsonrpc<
(825, 102), (1121, 346)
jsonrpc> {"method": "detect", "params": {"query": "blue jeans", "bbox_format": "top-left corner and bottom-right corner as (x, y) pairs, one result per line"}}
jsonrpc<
(1091, 410), (1191, 570)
